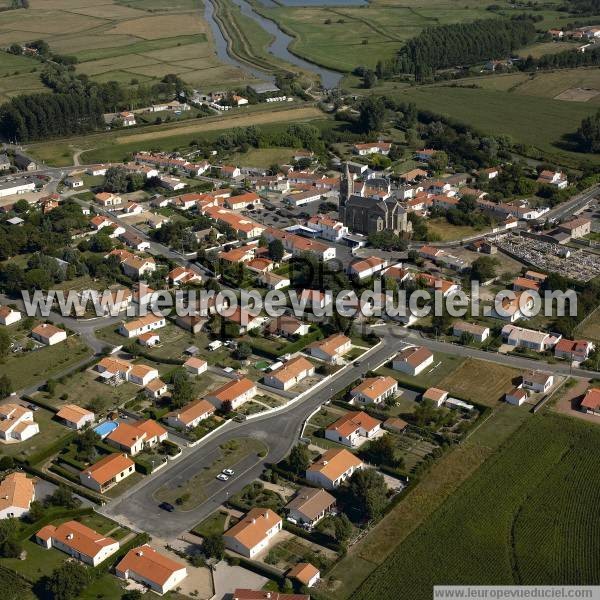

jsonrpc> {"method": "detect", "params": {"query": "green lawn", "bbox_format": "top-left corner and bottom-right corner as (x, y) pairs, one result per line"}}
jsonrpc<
(0, 337), (91, 390)
(353, 412), (600, 599)
(0, 540), (66, 582)
(191, 510), (229, 537)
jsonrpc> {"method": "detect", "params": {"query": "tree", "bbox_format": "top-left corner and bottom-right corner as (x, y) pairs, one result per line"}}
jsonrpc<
(268, 239), (285, 262)
(44, 562), (90, 600)
(203, 533), (225, 559)
(362, 69), (377, 89)
(171, 369), (193, 409)
(104, 166), (129, 193)
(428, 150), (448, 174)
(26, 500), (45, 523)
(357, 96), (386, 134)
(577, 109), (600, 153)
(0, 519), (21, 558)
(0, 328), (10, 357)
(288, 444), (311, 475)
(122, 591), (143, 600)
(46, 484), (79, 509)
(331, 513), (353, 542)
(234, 342), (252, 361)
(360, 434), (402, 468)
(471, 256), (498, 282)
(0, 375), (12, 399)
(347, 468), (388, 521)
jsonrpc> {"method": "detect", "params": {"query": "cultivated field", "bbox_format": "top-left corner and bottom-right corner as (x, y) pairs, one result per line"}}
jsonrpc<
(575, 306), (600, 344)
(0, 0), (254, 93)
(352, 413), (600, 599)
(386, 85), (600, 165)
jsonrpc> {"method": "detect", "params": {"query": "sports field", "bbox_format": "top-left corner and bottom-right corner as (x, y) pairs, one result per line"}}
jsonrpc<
(0, 0), (254, 95)
(350, 413), (600, 599)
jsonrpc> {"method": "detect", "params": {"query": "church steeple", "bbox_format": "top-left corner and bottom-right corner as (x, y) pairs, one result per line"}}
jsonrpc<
(340, 162), (352, 207)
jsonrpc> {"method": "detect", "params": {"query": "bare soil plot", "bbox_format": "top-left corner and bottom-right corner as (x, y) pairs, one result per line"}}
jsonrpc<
(554, 87), (600, 102)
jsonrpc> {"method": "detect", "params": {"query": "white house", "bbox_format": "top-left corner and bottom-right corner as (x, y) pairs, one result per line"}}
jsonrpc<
(165, 398), (215, 430)
(263, 356), (315, 391)
(223, 508), (282, 558)
(79, 453), (135, 493)
(501, 325), (559, 352)
(206, 378), (257, 410)
(184, 357), (208, 375)
(0, 472), (35, 519)
(55, 404), (95, 430)
(0, 404), (39, 442)
(116, 545), (188, 595)
(452, 321), (490, 343)
(32, 323), (67, 346)
(350, 376), (398, 405)
(36, 521), (120, 567)
(118, 314), (166, 338)
(392, 346), (434, 376)
(308, 334), (352, 364)
(306, 448), (364, 490)
(505, 386), (528, 406)
(348, 257), (388, 280)
(522, 370), (554, 394)
(0, 305), (21, 326)
(324, 411), (382, 448)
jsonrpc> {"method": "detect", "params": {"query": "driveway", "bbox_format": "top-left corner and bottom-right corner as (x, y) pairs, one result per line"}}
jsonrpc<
(212, 560), (268, 599)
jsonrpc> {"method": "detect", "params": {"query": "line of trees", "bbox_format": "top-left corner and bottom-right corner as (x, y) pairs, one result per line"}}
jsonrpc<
(518, 44), (600, 71)
(0, 92), (104, 142)
(378, 18), (536, 81)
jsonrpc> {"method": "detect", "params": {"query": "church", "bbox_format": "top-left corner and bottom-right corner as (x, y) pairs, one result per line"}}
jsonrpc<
(339, 164), (412, 236)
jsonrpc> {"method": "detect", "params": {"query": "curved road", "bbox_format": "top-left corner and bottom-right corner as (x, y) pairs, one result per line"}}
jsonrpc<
(101, 335), (405, 537)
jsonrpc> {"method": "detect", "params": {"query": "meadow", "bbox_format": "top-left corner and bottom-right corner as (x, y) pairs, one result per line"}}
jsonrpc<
(257, 0), (572, 72)
(383, 85), (600, 166)
(351, 413), (600, 599)
(26, 105), (328, 166)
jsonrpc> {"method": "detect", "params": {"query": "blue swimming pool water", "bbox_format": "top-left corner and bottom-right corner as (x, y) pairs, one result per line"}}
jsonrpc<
(94, 421), (119, 438)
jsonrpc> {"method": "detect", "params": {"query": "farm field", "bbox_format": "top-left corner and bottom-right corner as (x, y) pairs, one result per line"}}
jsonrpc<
(575, 306), (600, 344)
(385, 85), (600, 165)
(352, 413), (600, 599)
(0, 0), (254, 92)
(466, 68), (600, 105)
(328, 403), (531, 598)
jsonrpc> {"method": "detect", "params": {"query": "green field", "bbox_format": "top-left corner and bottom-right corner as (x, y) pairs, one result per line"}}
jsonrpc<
(0, 0), (254, 93)
(384, 85), (600, 165)
(352, 413), (600, 599)
(0, 336), (91, 390)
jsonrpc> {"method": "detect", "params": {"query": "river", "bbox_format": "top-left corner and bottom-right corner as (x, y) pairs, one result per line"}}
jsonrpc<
(204, 0), (353, 89)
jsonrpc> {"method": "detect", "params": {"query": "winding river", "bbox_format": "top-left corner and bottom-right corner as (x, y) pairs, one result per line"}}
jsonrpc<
(204, 0), (363, 88)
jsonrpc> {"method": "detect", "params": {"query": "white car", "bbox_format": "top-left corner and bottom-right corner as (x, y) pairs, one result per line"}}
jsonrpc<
(222, 469), (235, 476)
(216, 473), (229, 481)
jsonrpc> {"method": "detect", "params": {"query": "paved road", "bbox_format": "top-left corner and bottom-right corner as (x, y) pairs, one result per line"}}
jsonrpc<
(100, 335), (407, 537)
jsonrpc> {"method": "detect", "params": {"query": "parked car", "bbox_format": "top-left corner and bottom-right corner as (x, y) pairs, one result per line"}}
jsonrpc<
(216, 473), (229, 481)
(222, 469), (234, 476)
(159, 502), (175, 512)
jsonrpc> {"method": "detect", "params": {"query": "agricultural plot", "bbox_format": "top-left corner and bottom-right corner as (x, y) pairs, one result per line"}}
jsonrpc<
(0, 0), (252, 93)
(575, 306), (600, 344)
(353, 413), (600, 599)
(390, 85), (600, 165)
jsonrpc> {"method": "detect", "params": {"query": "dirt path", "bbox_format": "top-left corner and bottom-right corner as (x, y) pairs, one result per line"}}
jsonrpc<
(117, 107), (322, 144)
(551, 378), (596, 423)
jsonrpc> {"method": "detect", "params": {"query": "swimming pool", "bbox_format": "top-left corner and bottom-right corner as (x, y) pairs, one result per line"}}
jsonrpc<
(94, 421), (119, 439)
